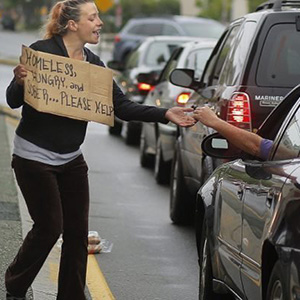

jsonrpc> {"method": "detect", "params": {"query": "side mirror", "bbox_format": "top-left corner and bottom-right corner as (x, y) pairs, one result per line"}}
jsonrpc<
(169, 69), (199, 90)
(107, 60), (125, 72)
(201, 132), (241, 159)
(137, 71), (159, 86)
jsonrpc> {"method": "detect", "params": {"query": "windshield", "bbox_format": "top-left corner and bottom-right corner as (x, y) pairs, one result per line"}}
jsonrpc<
(180, 22), (225, 38)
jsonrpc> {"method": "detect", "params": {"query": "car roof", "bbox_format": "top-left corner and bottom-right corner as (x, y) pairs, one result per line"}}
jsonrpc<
(142, 36), (215, 43)
(125, 15), (223, 25)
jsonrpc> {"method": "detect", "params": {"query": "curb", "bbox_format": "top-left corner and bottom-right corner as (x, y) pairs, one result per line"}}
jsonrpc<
(0, 58), (18, 66)
(0, 105), (21, 120)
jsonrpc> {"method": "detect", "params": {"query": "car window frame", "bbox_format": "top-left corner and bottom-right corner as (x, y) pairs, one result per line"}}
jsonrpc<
(200, 24), (241, 88)
(269, 101), (300, 161)
(156, 47), (184, 83)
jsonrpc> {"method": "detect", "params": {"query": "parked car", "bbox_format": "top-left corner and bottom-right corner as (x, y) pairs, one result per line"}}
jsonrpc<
(168, 0), (300, 224)
(139, 39), (217, 184)
(196, 83), (300, 300)
(113, 16), (225, 63)
(108, 36), (201, 144)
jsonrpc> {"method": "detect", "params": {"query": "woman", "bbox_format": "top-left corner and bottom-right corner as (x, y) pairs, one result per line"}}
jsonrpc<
(5, 1), (195, 299)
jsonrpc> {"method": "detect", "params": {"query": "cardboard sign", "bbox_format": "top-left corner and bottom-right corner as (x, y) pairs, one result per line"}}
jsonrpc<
(20, 45), (114, 126)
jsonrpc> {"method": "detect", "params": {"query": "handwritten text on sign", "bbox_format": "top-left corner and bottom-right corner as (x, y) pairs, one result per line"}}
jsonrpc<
(21, 45), (114, 126)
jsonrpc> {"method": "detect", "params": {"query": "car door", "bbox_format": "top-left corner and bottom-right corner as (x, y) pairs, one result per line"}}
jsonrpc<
(180, 25), (242, 194)
(241, 106), (300, 299)
(143, 47), (184, 152)
(214, 159), (246, 297)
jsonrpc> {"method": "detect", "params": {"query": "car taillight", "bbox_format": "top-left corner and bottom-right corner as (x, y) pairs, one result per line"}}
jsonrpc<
(138, 82), (153, 92)
(226, 92), (252, 130)
(114, 35), (121, 43)
(176, 92), (191, 105)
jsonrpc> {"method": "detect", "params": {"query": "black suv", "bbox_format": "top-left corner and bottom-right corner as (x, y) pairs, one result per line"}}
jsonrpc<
(169, 0), (300, 224)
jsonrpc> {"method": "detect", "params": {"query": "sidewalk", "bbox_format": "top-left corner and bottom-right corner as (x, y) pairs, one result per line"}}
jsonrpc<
(0, 113), (33, 299)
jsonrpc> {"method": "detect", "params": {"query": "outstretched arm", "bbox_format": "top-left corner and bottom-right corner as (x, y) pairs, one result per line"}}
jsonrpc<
(193, 106), (263, 157)
(165, 107), (196, 127)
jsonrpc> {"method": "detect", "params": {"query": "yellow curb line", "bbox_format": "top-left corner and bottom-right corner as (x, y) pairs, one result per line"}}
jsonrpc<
(0, 58), (18, 66)
(87, 255), (116, 300)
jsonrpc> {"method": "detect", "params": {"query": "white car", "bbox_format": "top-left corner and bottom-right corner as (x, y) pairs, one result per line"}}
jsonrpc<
(139, 39), (217, 183)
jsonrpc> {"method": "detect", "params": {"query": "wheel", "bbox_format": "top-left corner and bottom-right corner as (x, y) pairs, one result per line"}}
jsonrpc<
(125, 122), (141, 145)
(108, 120), (122, 136)
(199, 218), (219, 300)
(267, 260), (288, 300)
(169, 142), (193, 224)
(154, 137), (171, 184)
(140, 127), (154, 168)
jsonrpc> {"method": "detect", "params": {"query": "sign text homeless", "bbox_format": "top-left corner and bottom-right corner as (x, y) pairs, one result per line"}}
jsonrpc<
(21, 45), (114, 126)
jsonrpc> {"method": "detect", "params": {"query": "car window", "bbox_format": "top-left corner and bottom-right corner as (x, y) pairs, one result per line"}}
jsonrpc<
(144, 41), (180, 67)
(185, 48), (213, 80)
(220, 21), (257, 86)
(210, 25), (240, 86)
(159, 47), (183, 83)
(127, 24), (143, 34)
(138, 23), (163, 36)
(162, 24), (180, 36)
(179, 22), (224, 38)
(125, 50), (139, 69)
(273, 107), (300, 160)
(257, 24), (300, 88)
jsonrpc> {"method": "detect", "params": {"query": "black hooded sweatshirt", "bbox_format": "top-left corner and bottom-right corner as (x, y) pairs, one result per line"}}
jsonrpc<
(6, 35), (168, 154)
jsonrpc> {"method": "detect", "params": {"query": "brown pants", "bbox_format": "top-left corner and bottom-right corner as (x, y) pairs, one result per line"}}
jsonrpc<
(5, 154), (89, 300)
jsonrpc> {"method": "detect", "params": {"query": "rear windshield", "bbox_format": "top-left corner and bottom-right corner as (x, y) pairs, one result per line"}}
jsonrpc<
(128, 23), (162, 35)
(180, 22), (224, 38)
(257, 24), (300, 88)
(144, 41), (182, 67)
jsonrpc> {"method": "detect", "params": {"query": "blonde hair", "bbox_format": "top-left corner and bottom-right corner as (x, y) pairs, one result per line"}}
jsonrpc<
(43, 0), (94, 39)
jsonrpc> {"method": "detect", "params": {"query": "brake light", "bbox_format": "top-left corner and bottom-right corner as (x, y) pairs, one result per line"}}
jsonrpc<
(114, 35), (121, 43)
(138, 82), (153, 91)
(176, 92), (191, 105)
(226, 92), (252, 130)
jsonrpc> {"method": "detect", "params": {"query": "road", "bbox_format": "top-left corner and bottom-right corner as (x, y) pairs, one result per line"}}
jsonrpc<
(0, 29), (199, 299)
(84, 124), (198, 299)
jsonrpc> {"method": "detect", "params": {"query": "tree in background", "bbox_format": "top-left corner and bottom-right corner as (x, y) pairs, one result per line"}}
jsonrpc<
(196, 0), (268, 22)
(2, 0), (53, 29)
(103, 0), (180, 31)
(248, 0), (266, 12)
(196, 0), (231, 23)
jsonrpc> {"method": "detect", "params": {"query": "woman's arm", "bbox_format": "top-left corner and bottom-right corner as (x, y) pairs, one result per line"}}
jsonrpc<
(193, 106), (263, 157)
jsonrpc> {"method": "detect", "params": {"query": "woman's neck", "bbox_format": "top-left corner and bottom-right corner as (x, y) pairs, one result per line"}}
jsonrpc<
(62, 34), (85, 60)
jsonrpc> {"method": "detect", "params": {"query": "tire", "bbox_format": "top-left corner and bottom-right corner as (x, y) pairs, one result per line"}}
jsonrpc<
(266, 261), (288, 300)
(140, 128), (154, 168)
(154, 137), (171, 184)
(125, 122), (141, 145)
(199, 218), (219, 300)
(169, 142), (193, 224)
(108, 121), (122, 136)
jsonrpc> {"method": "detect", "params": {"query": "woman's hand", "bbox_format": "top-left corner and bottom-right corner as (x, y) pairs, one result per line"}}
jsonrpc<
(13, 64), (27, 86)
(165, 107), (196, 127)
